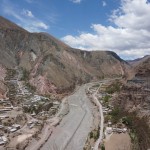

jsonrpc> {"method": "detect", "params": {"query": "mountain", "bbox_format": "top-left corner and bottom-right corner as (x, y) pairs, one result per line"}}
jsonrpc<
(134, 55), (150, 77)
(128, 55), (150, 67)
(0, 16), (128, 96)
(0, 16), (26, 31)
(127, 55), (150, 77)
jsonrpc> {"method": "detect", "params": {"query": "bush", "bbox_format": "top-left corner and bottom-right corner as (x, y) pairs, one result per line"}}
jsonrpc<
(21, 69), (29, 81)
(26, 82), (36, 92)
(89, 131), (93, 139)
(106, 82), (121, 94)
(101, 144), (105, 150)
(103, 95), (111, 103)
(110, 107), (122, 124)
(122, 116), (133, 126)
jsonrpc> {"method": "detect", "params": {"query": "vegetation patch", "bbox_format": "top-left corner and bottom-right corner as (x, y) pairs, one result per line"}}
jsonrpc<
(89, 129), (99, 141)
(106, 82), (121, 94)
(21, 69), (30, 81)
(103, 95), (111, 103)
(101, 144), (105, 150)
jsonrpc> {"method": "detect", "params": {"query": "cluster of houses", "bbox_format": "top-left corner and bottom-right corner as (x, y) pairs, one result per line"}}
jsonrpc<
(23, 94), (59, 113)
(17, 81), (32, 97)
(0, 97), (22, 145)
(23, 95), (50, 107)
(0, 123), (21, 145)
(7, 124), (21, 133)
(30, 95), (49, 103)
(102, 106), (113, 114)
(0, 135), (8, 145)
(0, 68), (62, 147)
(27, 119), (41, 129)
(0, 98), (14, 121)
(105, 126), (127, 135)
(0, 123), (21, 133)
(0, 99), (14, 111)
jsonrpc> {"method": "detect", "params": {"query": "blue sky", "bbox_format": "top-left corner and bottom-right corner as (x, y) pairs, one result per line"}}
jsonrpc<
(0, 0), (119, 37)
(0, 0), (150, 59)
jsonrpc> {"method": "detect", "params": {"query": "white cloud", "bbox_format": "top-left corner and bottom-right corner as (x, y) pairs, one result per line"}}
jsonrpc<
(63, 0), (150, 59)
(34, 22), (49, 30)
(1, 0), (49, 32)
(110, 0), (150, 31)
(22, 9), (34, 18)
(102, 1), (107, 7)
(70, 0), (82, 4)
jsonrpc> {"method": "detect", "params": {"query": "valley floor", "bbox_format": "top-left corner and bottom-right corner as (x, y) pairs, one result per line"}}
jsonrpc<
(40, 84), (94, 150)
(0, 73), (132, 150)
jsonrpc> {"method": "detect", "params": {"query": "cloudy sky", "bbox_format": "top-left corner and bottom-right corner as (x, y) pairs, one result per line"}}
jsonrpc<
(0, 0), (150, 59)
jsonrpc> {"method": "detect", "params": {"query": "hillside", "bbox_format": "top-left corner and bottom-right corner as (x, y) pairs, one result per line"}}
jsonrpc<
(134, 55), (150, 77)
(114, 56), (150, 149)
(0, 16), (128, 96)
(128, 55), (149, 66)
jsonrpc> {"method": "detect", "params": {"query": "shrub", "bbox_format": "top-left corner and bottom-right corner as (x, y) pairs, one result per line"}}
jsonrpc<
(103, 95), (111, 103)
(101, 144), (105, 150)
(122, 116), (133, 126)
(110, 107), (122, 124)
(89, 131), (93, 139)
(106, 82), (121, 94)
(21, 69), (29, 81)
(26, 82), (36, 92)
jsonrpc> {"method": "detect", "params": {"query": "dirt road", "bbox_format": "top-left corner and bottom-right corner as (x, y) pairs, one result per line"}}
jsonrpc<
(93, 83), (104, 150)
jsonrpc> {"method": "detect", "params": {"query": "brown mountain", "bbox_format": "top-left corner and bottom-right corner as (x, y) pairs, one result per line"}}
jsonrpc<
(128, 55), (150, 78)
(0, 16), (128, 96)
(128, 55), (150, 66)
(134, 55), (150, 77)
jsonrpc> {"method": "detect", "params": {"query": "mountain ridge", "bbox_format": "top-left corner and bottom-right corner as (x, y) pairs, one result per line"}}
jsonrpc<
(0, 16), (27, 32)
(0, 16), (128, 96)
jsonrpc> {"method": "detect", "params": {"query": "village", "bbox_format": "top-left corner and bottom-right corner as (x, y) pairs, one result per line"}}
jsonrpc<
(84, 80), (129, 150)
(0, 68), (61, 149)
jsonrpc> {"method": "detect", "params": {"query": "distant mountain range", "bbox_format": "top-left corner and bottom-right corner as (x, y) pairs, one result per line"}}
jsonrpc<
(127, 55), (150, 66)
